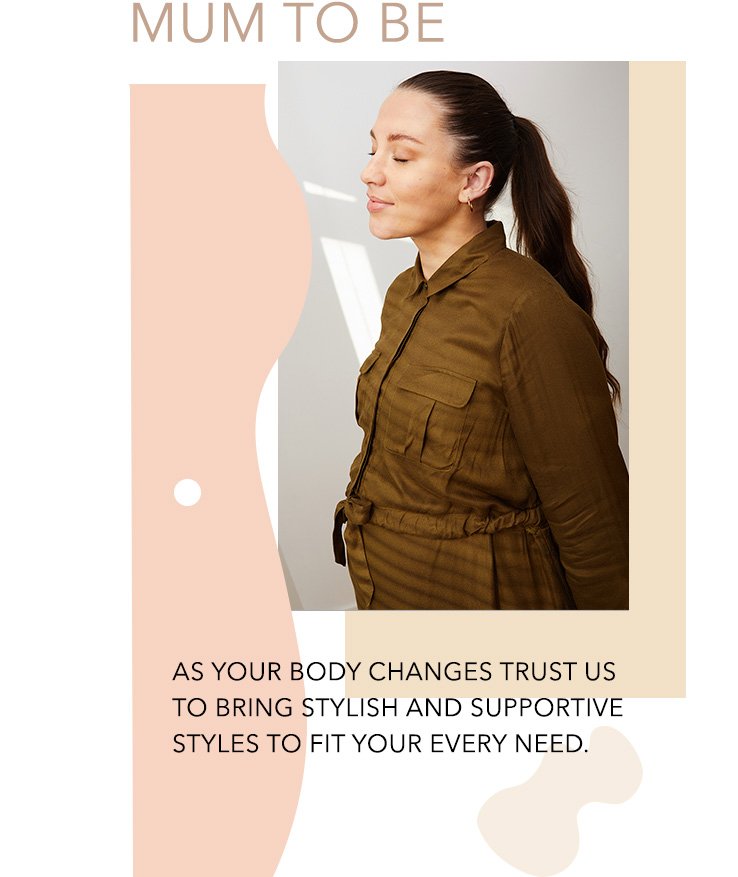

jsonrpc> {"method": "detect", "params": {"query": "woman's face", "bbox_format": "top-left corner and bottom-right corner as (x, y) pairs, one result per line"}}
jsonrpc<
(361, 89), (468, 243)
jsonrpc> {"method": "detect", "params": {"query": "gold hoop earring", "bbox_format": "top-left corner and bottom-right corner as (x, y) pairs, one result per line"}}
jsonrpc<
(467, 197), (474, 213)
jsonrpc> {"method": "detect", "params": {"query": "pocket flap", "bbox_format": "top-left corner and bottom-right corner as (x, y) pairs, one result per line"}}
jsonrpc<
(398, 366), (476, 408)
(358, 348), (381, 374)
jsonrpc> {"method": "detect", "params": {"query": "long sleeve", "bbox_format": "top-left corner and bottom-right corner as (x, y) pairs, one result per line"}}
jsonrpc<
(500, 285), (628, 609)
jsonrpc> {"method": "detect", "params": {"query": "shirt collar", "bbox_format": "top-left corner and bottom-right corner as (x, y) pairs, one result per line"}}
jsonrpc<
(407, 221), (507, 299)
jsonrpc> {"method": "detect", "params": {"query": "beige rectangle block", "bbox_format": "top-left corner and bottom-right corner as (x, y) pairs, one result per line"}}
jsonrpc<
(345, 62), (685, 698)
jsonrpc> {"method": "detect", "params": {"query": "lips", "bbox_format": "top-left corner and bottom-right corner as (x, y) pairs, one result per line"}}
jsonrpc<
(367, 194), (393, 213)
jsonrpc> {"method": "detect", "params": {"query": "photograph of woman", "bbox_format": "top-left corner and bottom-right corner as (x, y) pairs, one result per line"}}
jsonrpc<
(331, 70), (628, 610)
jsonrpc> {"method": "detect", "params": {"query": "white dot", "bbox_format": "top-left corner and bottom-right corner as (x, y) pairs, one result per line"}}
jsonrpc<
(174, 478), (201, 507)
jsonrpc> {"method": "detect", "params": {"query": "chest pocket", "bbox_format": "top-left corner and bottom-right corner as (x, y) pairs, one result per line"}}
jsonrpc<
(383, 365), (476, 470)
(355, 348), (382, 431)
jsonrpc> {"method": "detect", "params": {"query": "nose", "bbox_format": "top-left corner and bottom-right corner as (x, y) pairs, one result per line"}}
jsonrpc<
(361, 153), (385, 186)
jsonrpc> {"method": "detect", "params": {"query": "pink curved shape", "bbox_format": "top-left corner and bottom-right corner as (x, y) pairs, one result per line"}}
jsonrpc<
(132, 85), (311, 876)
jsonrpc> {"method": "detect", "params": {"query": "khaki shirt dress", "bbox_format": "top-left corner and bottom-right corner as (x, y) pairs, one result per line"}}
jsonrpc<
(333, 222), (628, 610)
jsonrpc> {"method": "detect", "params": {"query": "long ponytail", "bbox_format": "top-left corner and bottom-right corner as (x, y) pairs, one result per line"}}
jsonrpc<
(511, 116), (621, 404)
(398, 71), (621, 406)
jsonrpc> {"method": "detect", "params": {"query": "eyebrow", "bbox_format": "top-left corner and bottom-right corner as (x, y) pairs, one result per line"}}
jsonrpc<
(369, 129), (424, 145)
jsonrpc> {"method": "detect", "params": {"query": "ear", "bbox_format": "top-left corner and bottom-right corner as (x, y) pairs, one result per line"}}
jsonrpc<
(460, 161), (494, 208)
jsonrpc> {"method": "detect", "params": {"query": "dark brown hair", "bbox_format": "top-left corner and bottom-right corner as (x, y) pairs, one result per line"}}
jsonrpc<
(398, 70), (621, 405)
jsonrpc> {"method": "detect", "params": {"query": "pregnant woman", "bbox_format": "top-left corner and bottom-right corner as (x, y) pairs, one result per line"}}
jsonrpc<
(332, 70), (628, 611)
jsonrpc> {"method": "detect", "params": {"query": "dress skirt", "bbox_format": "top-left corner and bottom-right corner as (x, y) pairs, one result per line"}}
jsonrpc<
(344, 520), (577, 610)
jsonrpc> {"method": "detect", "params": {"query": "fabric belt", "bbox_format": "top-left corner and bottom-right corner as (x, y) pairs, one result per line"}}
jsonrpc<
(332, 497), (545, 566)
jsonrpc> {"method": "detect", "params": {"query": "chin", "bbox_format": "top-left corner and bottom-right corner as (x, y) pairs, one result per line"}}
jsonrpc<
(370, 228), (397, 240)
(368, 218), (402, 241)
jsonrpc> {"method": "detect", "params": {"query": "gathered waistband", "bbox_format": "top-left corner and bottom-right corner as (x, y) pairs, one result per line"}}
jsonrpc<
(332, 496), (545, 566)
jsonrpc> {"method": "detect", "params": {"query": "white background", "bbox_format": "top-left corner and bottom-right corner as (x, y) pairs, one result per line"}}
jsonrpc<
(1, 2), (734, 874)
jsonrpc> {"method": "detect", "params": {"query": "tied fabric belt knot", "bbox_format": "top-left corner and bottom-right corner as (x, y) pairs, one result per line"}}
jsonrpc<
(333, 497), (373, 566)
(333, 498), (545, 566)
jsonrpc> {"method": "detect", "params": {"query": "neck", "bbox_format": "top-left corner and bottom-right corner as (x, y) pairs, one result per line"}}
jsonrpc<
(414, 215), (488, 279)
